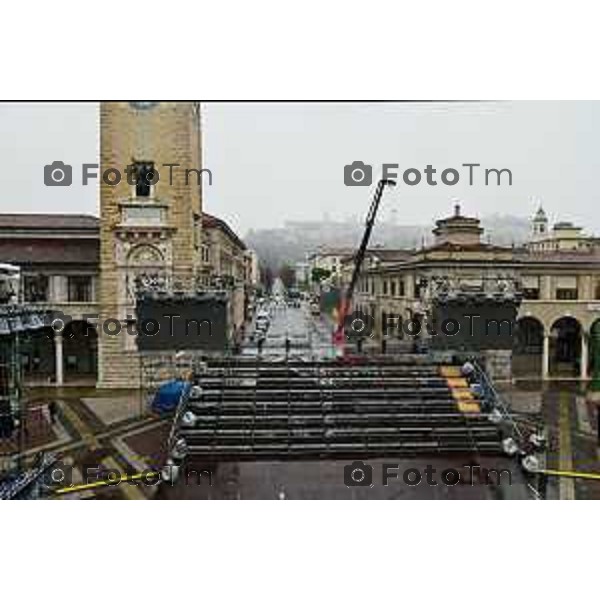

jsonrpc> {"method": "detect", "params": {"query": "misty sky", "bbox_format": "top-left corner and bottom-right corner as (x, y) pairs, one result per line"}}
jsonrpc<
(1, 101), (599, 237)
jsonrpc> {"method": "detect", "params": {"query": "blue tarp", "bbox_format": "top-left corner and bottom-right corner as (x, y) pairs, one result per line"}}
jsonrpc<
(151, 380), (191, 415)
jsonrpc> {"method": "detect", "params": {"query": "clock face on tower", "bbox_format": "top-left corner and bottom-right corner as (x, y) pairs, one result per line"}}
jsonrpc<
(129, 101), (159, 110)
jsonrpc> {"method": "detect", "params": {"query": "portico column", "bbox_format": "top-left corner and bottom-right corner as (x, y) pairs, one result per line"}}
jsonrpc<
(581, 333), (589, 380)
(54, 331), (64, 386)
(542, 333), (550, 380)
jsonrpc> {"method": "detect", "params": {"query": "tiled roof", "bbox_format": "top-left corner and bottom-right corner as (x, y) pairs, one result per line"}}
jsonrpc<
(0, 214), (100, 230)
(202, 212), (246, 250)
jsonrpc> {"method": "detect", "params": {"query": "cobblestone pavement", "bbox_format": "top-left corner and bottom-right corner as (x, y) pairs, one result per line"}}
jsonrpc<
(1, 385), (170, 499)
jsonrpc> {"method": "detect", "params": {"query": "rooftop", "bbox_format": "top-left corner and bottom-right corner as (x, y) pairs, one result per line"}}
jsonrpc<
(553, 221), (582, 230)
(0, 213), (100, 230)
(202, 212), (247, 250)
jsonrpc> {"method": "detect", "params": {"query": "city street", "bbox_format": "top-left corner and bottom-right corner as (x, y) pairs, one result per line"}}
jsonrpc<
(242, 301), (338, 360)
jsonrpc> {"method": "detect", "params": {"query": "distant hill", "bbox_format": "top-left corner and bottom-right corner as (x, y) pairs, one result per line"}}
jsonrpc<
(245, 214), (531, 270)
(479, 214), (531, 246)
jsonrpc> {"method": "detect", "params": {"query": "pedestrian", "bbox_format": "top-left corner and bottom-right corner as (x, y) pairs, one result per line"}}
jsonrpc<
(285, 337), (291, 355)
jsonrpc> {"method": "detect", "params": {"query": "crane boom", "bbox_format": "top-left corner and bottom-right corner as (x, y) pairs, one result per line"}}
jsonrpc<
(335, 179), (396, 338)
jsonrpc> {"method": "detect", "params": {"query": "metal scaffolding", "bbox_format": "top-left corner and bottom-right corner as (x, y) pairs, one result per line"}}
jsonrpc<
(0, 264), (54, 493)
(0, 317), (23, 472)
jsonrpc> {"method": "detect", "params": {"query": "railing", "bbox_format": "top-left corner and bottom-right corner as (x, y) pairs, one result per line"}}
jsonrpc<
(472, 359), (546, 499)
(472, 358), (525, 444)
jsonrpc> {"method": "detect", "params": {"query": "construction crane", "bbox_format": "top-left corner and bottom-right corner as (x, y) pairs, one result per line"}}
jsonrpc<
(334, 179), (396, 345)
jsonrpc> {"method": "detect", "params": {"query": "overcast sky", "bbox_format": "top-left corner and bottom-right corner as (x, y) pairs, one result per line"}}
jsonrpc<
(1, 101), (599, 236)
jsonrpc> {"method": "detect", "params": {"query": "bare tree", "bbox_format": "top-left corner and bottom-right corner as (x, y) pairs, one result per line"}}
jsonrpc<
(260, 263), (274, 292)
(278, 263), (296, 289)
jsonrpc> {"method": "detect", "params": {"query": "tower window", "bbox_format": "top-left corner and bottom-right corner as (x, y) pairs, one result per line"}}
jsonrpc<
(133, 162), (156, 197)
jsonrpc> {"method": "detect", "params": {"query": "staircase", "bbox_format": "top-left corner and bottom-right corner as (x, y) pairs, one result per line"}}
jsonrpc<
(168, 356), (504, 462)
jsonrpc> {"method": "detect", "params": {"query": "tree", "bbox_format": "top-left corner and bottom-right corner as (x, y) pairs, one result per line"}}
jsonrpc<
(278, 263), (296, 289)
(260, 264), (274, 292)
(311, 267), (331, 284)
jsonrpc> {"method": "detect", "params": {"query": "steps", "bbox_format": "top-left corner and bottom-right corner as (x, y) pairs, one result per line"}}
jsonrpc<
(169, 357), (503, 461)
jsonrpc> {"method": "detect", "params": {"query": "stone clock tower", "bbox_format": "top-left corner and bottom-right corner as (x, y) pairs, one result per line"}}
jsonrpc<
(98, 102), (203, 388)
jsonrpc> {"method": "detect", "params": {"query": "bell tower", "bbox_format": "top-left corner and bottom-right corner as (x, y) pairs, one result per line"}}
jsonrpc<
(531, 205), (548, 239)
(98, 102), (203, 388)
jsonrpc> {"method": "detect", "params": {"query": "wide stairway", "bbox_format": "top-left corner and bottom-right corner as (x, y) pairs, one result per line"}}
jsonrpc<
(172, 356), (504, 461)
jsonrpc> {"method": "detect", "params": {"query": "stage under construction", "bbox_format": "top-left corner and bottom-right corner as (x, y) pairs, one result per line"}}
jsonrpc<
(164, 355), (529, 463)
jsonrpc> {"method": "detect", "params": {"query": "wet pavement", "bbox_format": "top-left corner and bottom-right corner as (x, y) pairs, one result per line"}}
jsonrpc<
(155, 454), (534, 499)
(242, 301), (338, 360)
(7, 302), (599, 499)
(539, 382), (600, 499)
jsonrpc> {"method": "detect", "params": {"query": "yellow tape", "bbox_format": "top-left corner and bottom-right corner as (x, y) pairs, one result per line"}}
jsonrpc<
(54, 471), (160, 495)
(540, 469), (600, 481)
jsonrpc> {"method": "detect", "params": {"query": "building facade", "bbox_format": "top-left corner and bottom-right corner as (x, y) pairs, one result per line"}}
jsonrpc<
(0, 102), (251, 387)
(245, 249), (260, 287)
(200, 212), (250, 342)
(527, 213), (593, 252)
(352, 205), (600, 382)
(0, 208), (251, 387)
(0, 214), (100, 385)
